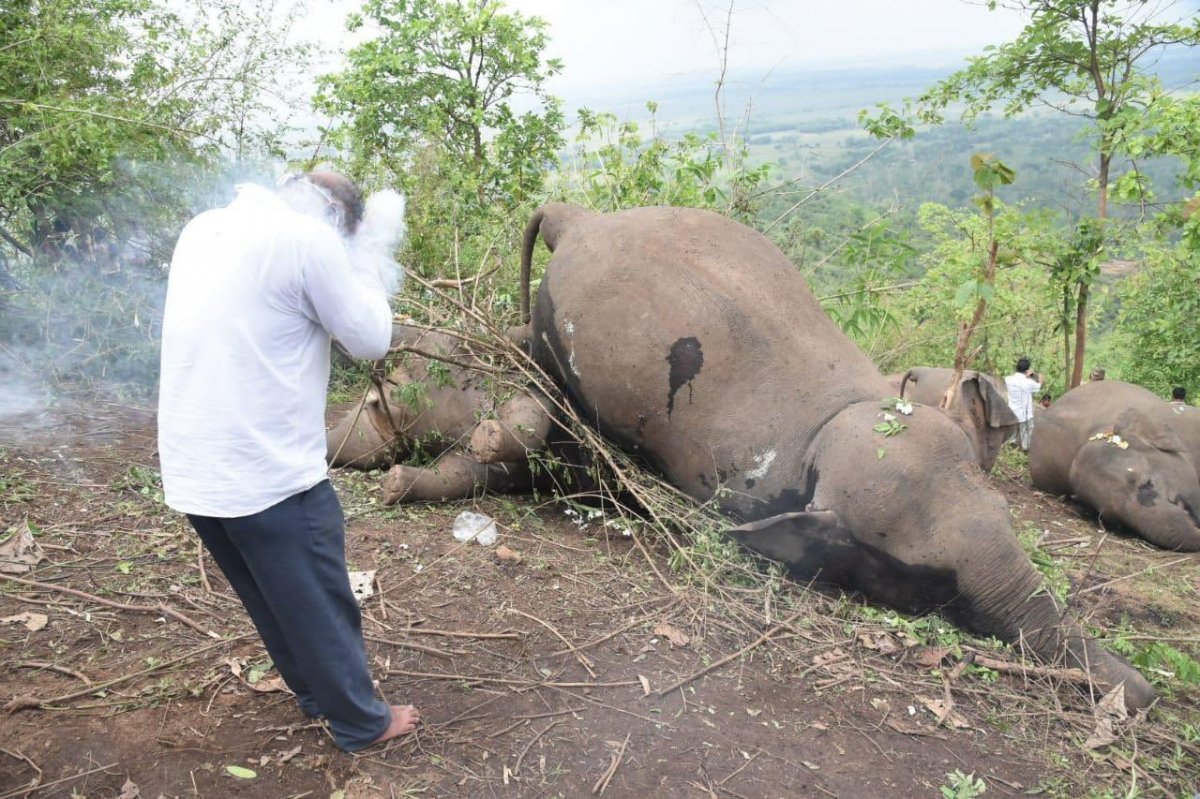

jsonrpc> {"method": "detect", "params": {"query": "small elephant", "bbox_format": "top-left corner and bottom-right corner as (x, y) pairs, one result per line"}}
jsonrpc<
(515, 202), (1154, 710)
(326, 324), (553, 504)
(888, 367), (1019, 472)
(1030, 380), (1200, 550)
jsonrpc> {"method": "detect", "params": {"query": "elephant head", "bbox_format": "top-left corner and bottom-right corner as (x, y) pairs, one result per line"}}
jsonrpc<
(727, 402), (1156, 710)
(1068, 408), (1200, 551)
(326, 385), (406, 469)
(898, 367), (1019, 472)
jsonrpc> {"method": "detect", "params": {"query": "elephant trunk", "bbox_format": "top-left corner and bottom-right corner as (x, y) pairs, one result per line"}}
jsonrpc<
(955, 542), (1156, 711)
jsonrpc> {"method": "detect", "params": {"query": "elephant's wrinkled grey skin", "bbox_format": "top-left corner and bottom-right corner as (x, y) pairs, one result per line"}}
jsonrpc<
(888, 367), (1019, 472)
(516, 202), (1155, 710)
(325, 324), (551, 503)
(1030, 380), (1200, 551)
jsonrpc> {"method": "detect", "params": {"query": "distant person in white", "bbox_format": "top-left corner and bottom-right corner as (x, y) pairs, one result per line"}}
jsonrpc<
(157, 172), (418, 750)
(1004, 357), (1042, 452)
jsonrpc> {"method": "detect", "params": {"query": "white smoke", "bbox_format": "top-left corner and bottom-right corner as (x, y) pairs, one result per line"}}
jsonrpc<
(349, 189), (406, 296)
(277, 177), (344, 231)
(277, 178), (406, 296)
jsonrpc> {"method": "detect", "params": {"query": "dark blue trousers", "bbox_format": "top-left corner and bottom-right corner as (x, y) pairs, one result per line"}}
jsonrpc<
(188, 479), (390, 751)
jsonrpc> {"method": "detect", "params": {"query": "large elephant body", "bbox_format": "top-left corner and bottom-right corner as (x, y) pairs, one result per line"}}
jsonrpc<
(517, 202), (1153, 709)
(1030, 380), (1200, 550)
(889, 367), (1018, 472)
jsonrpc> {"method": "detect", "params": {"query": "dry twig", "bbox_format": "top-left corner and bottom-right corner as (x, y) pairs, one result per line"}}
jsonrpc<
(591, 731), (631, 795)
(0, 574), (214, 637)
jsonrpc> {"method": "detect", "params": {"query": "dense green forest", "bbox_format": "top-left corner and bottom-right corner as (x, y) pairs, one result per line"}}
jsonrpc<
(1, 0), (1198, 403)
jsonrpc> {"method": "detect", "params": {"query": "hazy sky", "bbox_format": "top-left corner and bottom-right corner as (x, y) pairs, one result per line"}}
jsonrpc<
(296, 0), (1033, 103)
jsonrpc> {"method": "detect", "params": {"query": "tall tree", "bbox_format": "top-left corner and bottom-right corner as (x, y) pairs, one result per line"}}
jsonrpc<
(0, 0), (310, 262)
(315, 0), (564, 209)
(863, 0), (1200, 387)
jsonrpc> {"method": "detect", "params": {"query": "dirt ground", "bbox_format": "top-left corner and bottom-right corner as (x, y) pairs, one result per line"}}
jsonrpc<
(1, 399), (1198, 798)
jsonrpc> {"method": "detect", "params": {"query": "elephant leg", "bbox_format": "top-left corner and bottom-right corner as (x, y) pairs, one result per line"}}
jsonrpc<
(470, 391), (553, 464)
(381, 453), (532, 504)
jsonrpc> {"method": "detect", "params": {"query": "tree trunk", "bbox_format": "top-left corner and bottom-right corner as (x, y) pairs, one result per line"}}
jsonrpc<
(1062, 291), (1072, 392)
(1070, 151), (1110, 388)
(943, 238), (999, 411)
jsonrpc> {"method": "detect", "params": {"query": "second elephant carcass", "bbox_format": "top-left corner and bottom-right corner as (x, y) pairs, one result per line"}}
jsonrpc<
(326, 324), (552, 504)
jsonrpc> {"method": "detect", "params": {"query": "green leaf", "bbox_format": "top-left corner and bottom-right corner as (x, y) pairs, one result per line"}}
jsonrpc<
(877, 448), (886, 460)
(225, 766), (257, 779)
(953, 279), (977, 307)
(116, 561), (133, 574)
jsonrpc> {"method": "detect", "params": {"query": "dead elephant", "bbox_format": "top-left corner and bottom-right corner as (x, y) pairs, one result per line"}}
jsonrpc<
(513, 202), (1154, 710)
(326, 325), (552, 504)
(1030, 380), (1200, 551)
(888, 366), (1019, 472)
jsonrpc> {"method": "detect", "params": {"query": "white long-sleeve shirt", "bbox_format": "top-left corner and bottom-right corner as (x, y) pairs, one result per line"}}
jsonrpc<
(1004, 372), (1042, 423)
(157, 184), (392, 517)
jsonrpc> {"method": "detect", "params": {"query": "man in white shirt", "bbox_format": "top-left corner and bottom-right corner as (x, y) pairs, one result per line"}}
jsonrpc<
(158, 172), (418, 750)
(1004, 357), (1042, 452)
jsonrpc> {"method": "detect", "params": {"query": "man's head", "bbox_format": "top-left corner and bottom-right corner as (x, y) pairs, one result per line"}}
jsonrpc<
(1172, 386), (1187, 402)
(278, 171), (365, 236)
(1090, 368), (1106, 381)
(1016, 357), (1031, 374)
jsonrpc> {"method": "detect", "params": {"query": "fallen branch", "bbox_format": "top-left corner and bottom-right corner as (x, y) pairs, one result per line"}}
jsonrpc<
(514, 720), (562, 776)
(967, 651), (1091, 684)
(428, 261), (501, 289)
(592, 731), (631, 795)
(1077, 556), (1192, 595)
(13, 661), (92, 685)
(6, 636), (243, 712)
(0, 748), (41, 789)
(0, 574), (216, 638)
(657, 610), (803, 696)
(0, 761), (116, 799)
(386, 668), (637, 690)
(197, 540), (213, 594)
(363, 633), (457, 660)
(509, 607), (597, 678)
(401, 626), (521, 640)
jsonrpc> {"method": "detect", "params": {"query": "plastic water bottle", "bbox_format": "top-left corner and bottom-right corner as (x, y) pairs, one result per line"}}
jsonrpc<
(452, 511), (498, 546)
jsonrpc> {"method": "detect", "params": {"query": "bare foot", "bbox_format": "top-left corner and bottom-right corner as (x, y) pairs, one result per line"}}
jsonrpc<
(373, 704), (420, 744)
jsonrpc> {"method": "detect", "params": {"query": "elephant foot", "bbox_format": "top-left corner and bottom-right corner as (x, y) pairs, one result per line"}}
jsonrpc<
(471, 393), (553, 464)
(470, 420), (515, 464)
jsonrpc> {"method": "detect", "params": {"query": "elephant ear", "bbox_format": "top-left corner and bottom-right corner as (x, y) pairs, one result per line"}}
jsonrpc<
(1113, 408), (1184, 453)
(965, 374), (1018, 429)
(726, 510), (850, 567)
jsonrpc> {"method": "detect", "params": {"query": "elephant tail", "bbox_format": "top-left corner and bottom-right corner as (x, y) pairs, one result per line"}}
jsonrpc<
(519, 203), (596, 324)
(519, 206), (550, 325)
(899, 369), (917, 399)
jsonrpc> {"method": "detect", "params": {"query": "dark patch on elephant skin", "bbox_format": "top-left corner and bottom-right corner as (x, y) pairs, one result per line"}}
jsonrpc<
(698, 473), (712, 490)
(635, 413), (648, 436)
(757, 488), (807, 517)
(745, 478), (756, 489)
(666, 336), (704, 416)
(731, 520), (962, 616)
(1137, 480), (1159, 507)
(754, 462), (820, 518)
